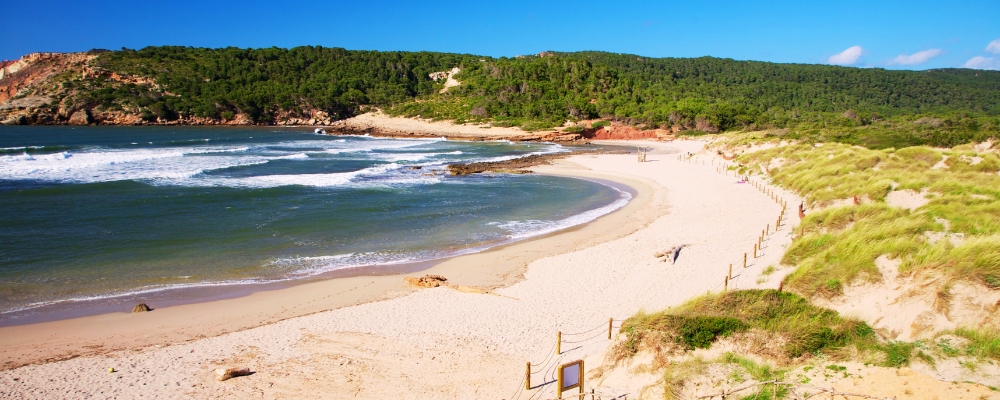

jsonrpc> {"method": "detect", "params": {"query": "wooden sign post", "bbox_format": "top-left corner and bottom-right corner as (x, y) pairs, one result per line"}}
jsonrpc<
(525, 362), (531, 390)
(556, 360), (585, 399)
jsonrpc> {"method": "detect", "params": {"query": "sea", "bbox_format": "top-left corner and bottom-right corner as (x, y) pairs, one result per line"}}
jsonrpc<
(0, 126), (630, 325)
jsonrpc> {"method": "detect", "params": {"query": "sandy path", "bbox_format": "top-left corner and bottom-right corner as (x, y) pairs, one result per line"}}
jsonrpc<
(0, 139), (798, 399)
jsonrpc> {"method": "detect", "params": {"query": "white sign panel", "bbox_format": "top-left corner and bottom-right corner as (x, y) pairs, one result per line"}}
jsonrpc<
(561, 363), (580, 389)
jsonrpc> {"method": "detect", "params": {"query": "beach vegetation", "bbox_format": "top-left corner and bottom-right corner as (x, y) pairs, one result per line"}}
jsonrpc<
(46, 47), (1000, 136)
(951, 327), (1000, 360)
(616, 290), (878, 361)
(609, 290), (960, 398)
(726, 141), (1000, 298)
(709, 135), (1000, 369)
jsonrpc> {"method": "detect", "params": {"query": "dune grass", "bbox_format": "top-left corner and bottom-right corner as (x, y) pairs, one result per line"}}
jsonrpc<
(613, 290), (933, 399)
(618, 290), (877, 360)
(952, 327), (1000, 360)
(722, 140), (1000, 297)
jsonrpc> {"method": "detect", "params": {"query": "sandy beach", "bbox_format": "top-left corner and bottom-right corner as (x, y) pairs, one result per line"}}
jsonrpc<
(0, 139), (802, 398)
(0, 138), (803, 398)
(328, 112), (575, 142)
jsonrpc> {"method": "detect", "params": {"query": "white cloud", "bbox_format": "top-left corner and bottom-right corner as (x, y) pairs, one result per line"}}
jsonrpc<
(964, 56), (1000, 70)
(828, 46), (863, 65)
(890, 48), (942, 65)
(987, 39), (1000, 54)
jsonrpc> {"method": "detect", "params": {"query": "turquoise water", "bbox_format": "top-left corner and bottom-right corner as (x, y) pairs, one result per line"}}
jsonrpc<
(0, 126), (628, 324)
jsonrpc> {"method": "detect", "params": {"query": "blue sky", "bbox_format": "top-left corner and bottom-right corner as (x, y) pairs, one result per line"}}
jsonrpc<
(3, 0), (998, 70)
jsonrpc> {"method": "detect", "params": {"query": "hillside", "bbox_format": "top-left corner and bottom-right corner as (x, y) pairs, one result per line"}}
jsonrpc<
(1, 46), (999, 146)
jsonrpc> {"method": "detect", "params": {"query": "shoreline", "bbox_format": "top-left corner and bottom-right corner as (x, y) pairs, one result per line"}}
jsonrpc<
(0, 152), (662, 370)
(0, 173), (635, 328)
(1, 138), (811, 398)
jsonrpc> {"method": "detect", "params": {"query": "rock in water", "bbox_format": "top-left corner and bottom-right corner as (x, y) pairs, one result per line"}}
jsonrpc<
(404, 275), (448, 288)
(132, 303), (151, 313)
(215, 367), (251, 381)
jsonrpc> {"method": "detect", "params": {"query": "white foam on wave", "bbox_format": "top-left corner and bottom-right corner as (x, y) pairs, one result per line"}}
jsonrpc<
(0, 146), (268, 184)
(201, 163), (405, 188)
(274, 153), (310, 160)
(492, 182), (631, 240)
(473, 143), (568, 163)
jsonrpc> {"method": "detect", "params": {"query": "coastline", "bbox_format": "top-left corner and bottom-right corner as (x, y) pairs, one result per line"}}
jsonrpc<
(0, 152), (660, 370)
(0, 138), (804, 398)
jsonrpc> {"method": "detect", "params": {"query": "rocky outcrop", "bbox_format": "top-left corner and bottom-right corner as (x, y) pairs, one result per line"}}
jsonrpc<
(0, 52), (92, 105)
(575, 122), (674, 141)
(428, 67), (461, 93)
(68, 109), (93, 125)
(131, 303), (151, 313)
(447, 149), (626, 175)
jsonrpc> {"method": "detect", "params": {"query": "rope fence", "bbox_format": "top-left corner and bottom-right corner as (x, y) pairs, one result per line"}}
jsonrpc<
(512, 152), (799, 399)
(509, 318), (632, 400)
(678, 152), (791, 293)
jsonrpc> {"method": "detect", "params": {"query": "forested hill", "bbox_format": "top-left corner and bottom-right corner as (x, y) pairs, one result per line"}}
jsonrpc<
(3, 46), (1000, 145)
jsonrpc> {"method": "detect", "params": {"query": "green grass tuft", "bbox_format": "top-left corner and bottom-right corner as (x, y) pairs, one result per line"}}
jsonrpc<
(619, 290), (877, 359)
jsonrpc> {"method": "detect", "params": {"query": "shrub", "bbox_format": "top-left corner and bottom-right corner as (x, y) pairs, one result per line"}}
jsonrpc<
(520, 120), (555, 131)
(677, 316), (748, 349)
(619, 290), (877, 359)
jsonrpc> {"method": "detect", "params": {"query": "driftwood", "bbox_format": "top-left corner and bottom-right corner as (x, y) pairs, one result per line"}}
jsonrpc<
(404, 275), (449, 288)
(215, 367), (252, 381)
(654, 245), (688, 264)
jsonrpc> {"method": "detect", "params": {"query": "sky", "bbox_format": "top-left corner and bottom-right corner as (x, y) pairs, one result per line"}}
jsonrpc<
(2, 0), (998, 70)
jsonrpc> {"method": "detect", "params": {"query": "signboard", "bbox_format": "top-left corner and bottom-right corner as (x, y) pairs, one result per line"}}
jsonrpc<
(557, 359), (584, 398)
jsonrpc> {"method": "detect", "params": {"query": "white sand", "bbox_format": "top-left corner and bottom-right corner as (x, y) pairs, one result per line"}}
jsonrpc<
(1, 139), (804, 398)
(330, 112), (559, 141)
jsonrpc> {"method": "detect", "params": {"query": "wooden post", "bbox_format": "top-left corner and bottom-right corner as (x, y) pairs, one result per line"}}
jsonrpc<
(766, 224), (770, 235)
(754, 244), (757, 258)
(744, 253), (747, 268)
(526, 362), (531, 390)
(557, 331), (561, 354)
(608, 318), (613, 339)
(724, 275), (729, 291)
(728, 264), (733, 280)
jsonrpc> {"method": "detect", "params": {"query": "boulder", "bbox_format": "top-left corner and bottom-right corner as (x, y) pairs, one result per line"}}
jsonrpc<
(68, 109), (93, 125)
(132, 303), (151, 313)
(404, 274), (448, 288)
